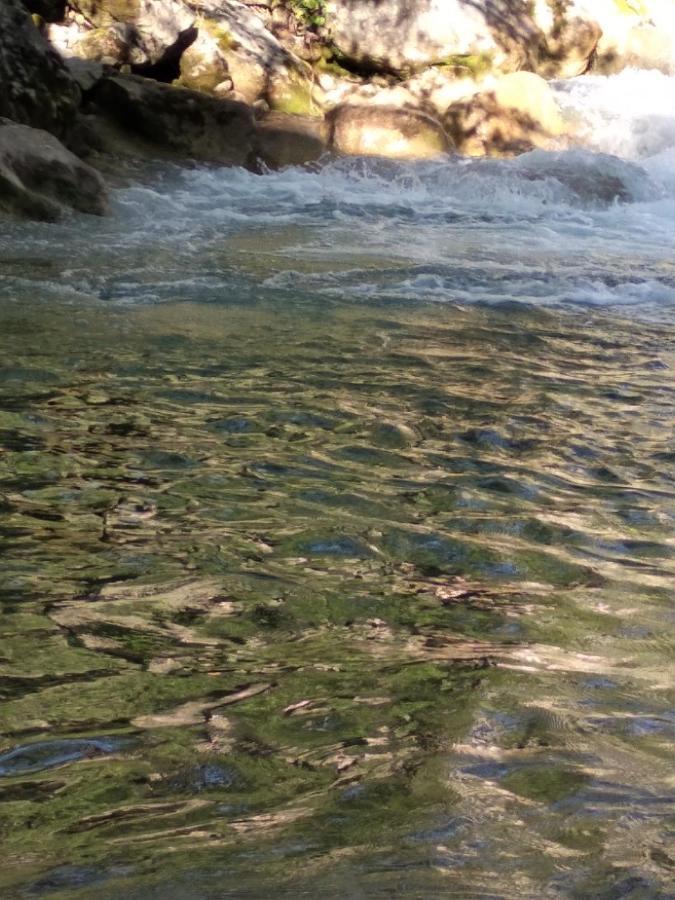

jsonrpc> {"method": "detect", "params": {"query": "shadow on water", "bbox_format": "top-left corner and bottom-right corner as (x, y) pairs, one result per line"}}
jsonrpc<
(0, 288), (673, 898)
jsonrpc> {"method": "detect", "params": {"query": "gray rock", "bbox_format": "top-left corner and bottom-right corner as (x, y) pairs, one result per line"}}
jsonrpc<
(0, 118), (108, 221)
(0, 0), (80, 140)
(65, 58), (107, 95)
(90, 73), (257, 166)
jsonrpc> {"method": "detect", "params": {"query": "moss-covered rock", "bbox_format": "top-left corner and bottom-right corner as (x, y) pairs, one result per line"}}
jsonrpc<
(179, 20), (233, 93)
(179, 3), (318, 113)
(267, 67), (317, 116)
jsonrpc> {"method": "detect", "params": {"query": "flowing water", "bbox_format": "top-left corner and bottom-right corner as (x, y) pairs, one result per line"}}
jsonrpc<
(0, 70), (674, 898)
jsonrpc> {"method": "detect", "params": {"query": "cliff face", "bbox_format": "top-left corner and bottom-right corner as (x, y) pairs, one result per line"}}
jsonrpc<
(0, 0), (80, 140)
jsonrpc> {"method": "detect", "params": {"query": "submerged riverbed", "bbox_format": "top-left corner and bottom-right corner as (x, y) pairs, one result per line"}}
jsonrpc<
(1, 71), (674, 898)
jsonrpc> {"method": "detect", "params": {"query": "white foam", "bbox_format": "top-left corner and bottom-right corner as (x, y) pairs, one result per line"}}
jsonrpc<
(552, 69), (675, 160)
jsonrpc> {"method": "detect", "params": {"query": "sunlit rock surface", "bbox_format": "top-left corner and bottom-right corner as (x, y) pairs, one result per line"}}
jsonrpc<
(326, 103), (452, 159)
(446, 71), (565, 157)
(324, 0), (541, 74)
(68, 0), (196, 68)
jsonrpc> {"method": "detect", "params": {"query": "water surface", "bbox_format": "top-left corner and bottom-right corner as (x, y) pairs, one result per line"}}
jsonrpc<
(0, 70), (674, 899)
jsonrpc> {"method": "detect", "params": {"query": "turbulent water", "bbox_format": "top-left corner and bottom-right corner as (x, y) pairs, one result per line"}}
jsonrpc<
(0, 71), (674, 898)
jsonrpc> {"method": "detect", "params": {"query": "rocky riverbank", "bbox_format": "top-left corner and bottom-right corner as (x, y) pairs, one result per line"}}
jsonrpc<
(2, 0), (675, 220)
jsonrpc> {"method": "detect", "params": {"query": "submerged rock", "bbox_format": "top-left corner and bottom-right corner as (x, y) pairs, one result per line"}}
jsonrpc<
(326, 104), (451, 160)
(513, 149), (657, 206)
(0, 118), (108, 220)
(0, 736), (131, 776)
(90, 73), (257, 165)
(0, 0), (80, 140)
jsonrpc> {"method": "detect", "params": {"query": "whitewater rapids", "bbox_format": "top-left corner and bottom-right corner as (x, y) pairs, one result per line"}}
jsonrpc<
(1, 69), (675, 317)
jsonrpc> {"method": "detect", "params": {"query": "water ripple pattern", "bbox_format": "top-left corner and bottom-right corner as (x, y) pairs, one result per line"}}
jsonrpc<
(0, 68), (674, 900)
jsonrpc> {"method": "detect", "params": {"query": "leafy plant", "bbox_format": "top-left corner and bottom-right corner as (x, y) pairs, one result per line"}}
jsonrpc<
(287, 0), (326, 29)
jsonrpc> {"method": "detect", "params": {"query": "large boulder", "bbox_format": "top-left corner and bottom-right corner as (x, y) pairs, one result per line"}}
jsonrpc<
(0, 0), (80, 140)
(326, 104), (451, 159)
(68, 0), (197, 70)
(445, 72), (565, 157)
(0, 118), (107, 220)
(179, 1), (319, 114)
(323, 0), (542, 75)
(89, 72), (257, 165)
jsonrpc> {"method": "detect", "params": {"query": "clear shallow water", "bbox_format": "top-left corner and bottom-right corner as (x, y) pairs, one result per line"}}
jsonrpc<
(0, 71), (674, 898)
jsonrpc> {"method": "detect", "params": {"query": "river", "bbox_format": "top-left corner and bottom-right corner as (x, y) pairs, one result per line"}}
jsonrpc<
(0, 69), (674, 898)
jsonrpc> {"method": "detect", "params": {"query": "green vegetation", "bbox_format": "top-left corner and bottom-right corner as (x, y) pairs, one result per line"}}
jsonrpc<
(287, 0), (326, 29)
(435, 52), (494, 78)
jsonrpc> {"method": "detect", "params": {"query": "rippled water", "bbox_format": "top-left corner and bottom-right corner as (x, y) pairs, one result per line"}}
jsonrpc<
(0, 72), (674, 898)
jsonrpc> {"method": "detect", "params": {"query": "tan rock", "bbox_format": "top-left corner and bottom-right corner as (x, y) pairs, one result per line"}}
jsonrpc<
(446, 73), (565, 158)
(71, 25), (129, 64)
(621, 24), (675, 73)
(326, 104), (451, 160)
(179, 21), (232, 93)
(494, 73), (565, 137)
